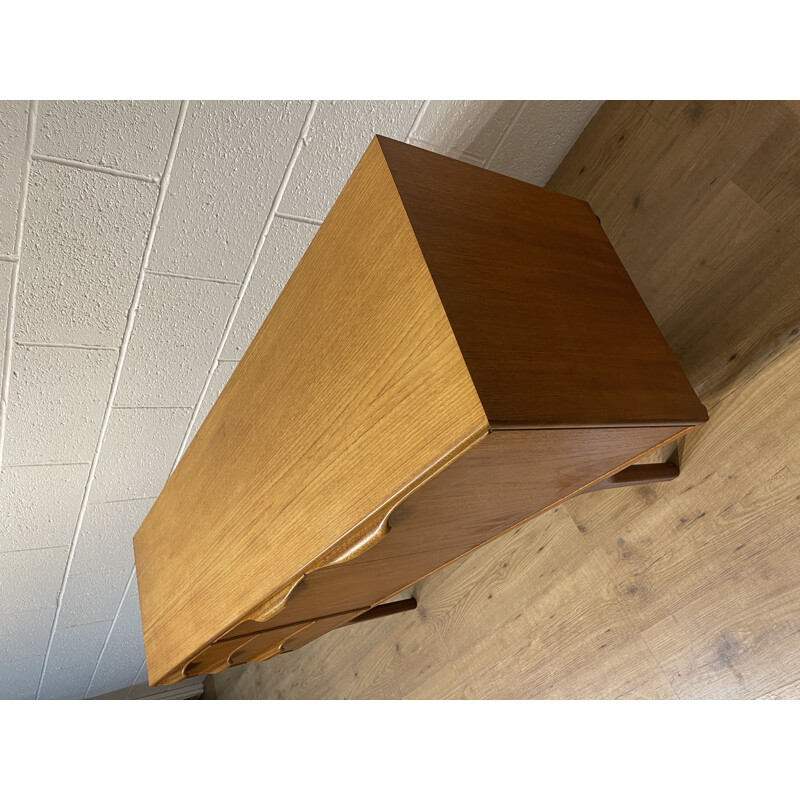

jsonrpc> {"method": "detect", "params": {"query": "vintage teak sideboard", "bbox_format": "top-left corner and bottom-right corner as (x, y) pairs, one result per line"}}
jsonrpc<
(133, 136), (708, 686)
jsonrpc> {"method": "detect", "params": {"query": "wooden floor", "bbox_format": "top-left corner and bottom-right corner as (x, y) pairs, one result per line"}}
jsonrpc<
(214, 101), (800, 700)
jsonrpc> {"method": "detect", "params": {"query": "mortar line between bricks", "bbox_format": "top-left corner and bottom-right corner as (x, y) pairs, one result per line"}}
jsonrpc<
(0, 254), (18, 262)
(405, 100), (430, 143)
(147, 269), (242, 286)
(3, 460), (91, 468)
(113, 405), (192, 410)
(130, 657), (148, 694)
(15, 341), (119, 351)
(35, 100), (190, 700)
(483, 100), (528, 168)
(407, 136), (485, 164)
(0, 544), (74, 555)
(274, 211), (323, 226)
(0, 101), (37, 472)
(85, 568), (137, 698)
(87, 495), (159, 505)
(31, 153), (161, 184)
(171, 100), (319, 472)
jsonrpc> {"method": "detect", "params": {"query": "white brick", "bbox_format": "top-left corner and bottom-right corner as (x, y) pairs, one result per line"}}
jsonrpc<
(281, 100), (423, 220)
(149, 100), (310, 282)
(3, 345), (116, 465)
(15, 161), (157, 346)
(0, 654), (44, 700)
(47, 619), (111, 671)
(0, 100), (27, 255)
(114, 582), (143, 638)
(412, 100), (523, 162)
(133, 658), (148, 685)
(0, 464), (89, 552)
(90, 407), (190, 502)
(58, 568), (131, 627)
(0, 261), (12, 389)
(0, 607), (55, 660)
(72, 498), (155, 575)
(87, 585), (144, 697)
(488, 101), (602, 185)
(0, 547), (68, 613)
(39, 663), (96, 700)
(222, 217), (317, 359)
(114, 274), (237, 407)
(185, 359), (238, 446)
(36, 100), (180, 176)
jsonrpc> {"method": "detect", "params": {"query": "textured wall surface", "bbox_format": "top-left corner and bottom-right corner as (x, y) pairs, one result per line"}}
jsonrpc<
(0, 99), (601, 699)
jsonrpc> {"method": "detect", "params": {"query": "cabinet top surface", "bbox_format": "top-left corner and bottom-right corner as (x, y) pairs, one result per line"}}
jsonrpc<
(134, 138), (487, 683)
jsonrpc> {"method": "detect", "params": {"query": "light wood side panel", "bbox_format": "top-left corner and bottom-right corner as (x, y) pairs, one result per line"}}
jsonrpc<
(250, 425), (692, 630)
(134, 138), (488, 685)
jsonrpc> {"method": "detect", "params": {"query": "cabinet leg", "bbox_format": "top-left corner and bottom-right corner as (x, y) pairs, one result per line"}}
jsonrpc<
(345, 597), (418, 626)
(584, 462), (679, 493)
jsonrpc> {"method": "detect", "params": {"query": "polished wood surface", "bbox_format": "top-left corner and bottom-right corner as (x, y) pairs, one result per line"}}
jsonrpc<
(212, 101), (800, 700)
(346, 598), (418, 626)
(134, 137), (488, 684)
(378, 136), (707, 428)
(214, 426), (691, 644)
(135, 133), (706, 686)
(585, 462), (679, 492)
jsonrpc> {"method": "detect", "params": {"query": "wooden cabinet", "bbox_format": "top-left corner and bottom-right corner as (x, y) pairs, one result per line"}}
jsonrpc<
(133, 136), (707, 686)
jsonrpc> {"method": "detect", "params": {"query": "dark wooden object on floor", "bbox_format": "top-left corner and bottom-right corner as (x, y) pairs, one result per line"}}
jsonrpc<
(584, 462), (679, 492)
(133, 135), (706, 686)
(346, 598), (419, 626)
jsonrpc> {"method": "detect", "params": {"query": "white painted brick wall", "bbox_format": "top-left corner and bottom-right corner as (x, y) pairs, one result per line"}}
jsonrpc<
(47, 619), (111, 671)
(0, 101), (28, 255)
(149, 101), (310, 282)
(0, 99), (601, 699)
(0, 263), (11, 379)
(411, 100), (524, 163)
(0, 463), (89, 551)
(36, 100), (180, 177)
(3, 346), (116, 464)
(58, 568), (132, 627)
(16, 161), (158, 347)
(0, 654), (44, 700)
(90, 407), (191, 502)
(71, 498), (155, 575)
(39, 662), (97, 700)
(86, 581), (144, 698)
(487, 100), (603, 185)
(0, 547), (68, 613)
(114, 274), (238, 407)
(280, 100), (423, 220)
(0, 607), (55, 661)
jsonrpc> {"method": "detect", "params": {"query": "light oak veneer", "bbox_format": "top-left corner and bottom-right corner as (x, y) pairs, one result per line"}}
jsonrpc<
(134, 136), (706, 685)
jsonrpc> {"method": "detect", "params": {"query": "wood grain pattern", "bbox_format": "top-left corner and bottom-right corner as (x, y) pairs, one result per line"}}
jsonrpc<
(211, 101), (800, 700)
(212, 425), (691, 643)
(378, 136), (707, 428)
(135, 132), (706, 686)
(134, 137), (488, 684)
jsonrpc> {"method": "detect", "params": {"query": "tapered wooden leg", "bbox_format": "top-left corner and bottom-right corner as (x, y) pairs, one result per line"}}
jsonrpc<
(345, 597), (418, 625)
(583, 462), (679, 493)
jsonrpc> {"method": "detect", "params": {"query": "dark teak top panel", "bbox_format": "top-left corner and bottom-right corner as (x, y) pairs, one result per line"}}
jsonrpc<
(377, 136), (708, 428)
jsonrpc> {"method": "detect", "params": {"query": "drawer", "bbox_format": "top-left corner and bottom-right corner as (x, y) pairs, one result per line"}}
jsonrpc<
(182, 609), (368, 677)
